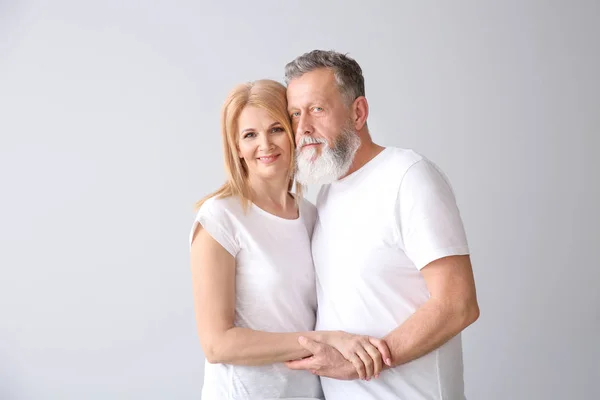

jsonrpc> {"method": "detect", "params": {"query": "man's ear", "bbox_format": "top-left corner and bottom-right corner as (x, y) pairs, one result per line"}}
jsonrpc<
(352, 96), (369, 130)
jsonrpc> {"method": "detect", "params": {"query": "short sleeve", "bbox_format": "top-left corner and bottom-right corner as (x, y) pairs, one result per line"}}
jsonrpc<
(398, 159), (469, 270)
(189, 199), (240, 257)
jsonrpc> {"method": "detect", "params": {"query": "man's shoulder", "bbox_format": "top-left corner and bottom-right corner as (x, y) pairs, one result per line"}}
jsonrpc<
(382, 147), (452, 188)
(372, 147), (429, 182)
(381, 146), (425, 169)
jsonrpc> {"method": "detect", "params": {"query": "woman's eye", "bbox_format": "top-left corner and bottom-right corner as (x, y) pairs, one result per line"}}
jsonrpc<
(243, 132), (256, 139)
(271, 127), (284, 133)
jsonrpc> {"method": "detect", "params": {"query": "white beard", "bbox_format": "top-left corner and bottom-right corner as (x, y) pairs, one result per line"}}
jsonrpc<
(295, 125), (361, 185)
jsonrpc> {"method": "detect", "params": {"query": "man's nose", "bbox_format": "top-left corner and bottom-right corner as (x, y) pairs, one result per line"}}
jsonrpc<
(296, 115), (313, 141)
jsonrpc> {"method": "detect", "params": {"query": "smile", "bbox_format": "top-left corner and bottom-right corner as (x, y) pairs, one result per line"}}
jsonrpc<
(257, 154), (280, 164)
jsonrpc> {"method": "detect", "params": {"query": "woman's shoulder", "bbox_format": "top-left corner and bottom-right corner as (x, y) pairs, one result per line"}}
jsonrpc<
(191, 195), (243, 255)
(197, 195), (244, 218)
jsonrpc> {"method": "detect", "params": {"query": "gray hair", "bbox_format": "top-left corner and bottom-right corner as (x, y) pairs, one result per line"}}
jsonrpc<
(284, 50), (365, 106)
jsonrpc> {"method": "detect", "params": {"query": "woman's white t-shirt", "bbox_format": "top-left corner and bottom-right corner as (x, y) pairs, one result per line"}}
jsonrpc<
(190, 195), (323, 400)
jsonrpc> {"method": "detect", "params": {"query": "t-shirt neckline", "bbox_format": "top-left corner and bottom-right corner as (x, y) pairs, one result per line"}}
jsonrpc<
(332, 147), (390, 185)
(250, 195), (302, 223)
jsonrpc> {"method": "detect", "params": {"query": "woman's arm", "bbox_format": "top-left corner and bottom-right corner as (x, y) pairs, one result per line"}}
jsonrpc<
(191, 225), (390, 376)
(191, 225), (318, 365)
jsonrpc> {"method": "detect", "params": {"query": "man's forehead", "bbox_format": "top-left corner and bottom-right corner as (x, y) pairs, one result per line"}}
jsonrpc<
(287, 69), (338, 103)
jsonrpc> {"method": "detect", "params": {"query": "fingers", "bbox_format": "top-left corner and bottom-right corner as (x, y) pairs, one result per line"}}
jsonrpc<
(363, 341), (383, 377)
(348, 353), (366, 380)
(285, 356), (316, 371)
(355, 347), (375, 380)
(369, 337), (392, 367)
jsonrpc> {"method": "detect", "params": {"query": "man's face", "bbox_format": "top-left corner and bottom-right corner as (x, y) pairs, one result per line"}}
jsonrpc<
(287, 68), (360, 185)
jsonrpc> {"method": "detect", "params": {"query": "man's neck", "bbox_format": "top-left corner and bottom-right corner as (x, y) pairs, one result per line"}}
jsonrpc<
(342, 131), (385, 179)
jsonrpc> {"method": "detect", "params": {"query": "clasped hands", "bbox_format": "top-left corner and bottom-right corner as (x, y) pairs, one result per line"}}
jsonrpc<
(286, 331), (392, 380)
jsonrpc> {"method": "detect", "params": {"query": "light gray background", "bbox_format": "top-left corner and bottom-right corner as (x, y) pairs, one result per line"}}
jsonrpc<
(1, 1), (598, 399)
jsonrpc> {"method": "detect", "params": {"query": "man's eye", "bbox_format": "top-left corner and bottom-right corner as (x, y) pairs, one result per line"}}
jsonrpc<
(290, 112), (300, 118)
(313, 107), (323, 112)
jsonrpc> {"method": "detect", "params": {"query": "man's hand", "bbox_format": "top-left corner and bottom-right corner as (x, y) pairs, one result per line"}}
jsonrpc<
(285, 336), (360, 380)
(320, 331), (392, 378)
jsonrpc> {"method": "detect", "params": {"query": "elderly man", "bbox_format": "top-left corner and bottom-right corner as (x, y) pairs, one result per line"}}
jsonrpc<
(284, 50), (480, 400)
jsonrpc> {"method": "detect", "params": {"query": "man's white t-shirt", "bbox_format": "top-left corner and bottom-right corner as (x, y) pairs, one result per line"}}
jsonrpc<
(190, 195), (323, 400)
(312, 147), (470, 400)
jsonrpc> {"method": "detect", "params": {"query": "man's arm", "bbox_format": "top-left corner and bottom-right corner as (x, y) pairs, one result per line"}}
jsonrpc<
(383, 158), (479, 366)
(383, 254), (479, 366)
(288, 255), (479, 377)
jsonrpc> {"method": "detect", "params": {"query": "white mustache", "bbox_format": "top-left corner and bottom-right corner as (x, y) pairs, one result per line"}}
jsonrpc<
(298, 136), (327, 147)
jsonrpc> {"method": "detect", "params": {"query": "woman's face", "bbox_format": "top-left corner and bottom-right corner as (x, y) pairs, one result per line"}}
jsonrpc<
(236, 106), (291, 183)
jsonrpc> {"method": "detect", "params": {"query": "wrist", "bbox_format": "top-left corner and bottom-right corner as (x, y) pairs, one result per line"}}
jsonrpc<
(304, 331), (325, 343)
(311, 330), (338, 345)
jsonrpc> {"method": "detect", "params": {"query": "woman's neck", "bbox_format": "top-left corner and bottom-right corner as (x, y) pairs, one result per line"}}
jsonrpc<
(248, 174), (297, 218)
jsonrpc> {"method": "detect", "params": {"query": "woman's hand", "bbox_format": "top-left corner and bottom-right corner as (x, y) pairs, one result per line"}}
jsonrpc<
(320, 331), (392, 380)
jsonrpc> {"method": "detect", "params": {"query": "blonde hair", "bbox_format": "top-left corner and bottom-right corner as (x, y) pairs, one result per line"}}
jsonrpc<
(194, 79), (302, 211)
